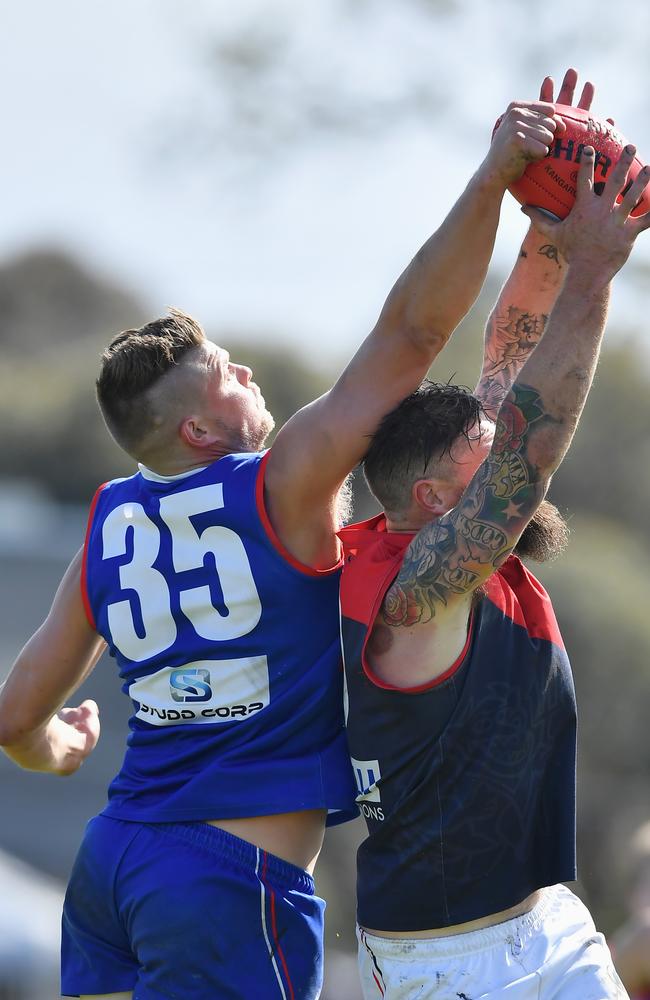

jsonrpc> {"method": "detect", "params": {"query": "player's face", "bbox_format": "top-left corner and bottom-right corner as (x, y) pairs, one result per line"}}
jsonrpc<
(200, 341), (275, 450)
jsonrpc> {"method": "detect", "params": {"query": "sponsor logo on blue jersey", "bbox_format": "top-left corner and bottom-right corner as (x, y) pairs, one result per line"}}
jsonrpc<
(170, 668), (212, 703)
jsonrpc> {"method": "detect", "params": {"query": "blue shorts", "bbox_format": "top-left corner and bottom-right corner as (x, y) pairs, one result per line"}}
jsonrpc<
(61, 814), (325, 999)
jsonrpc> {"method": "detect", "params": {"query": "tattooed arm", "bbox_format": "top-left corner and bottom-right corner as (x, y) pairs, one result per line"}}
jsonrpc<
(474, 227), (566, 421)
(475, 67), (598, 420)
(384, 146), (650, 627)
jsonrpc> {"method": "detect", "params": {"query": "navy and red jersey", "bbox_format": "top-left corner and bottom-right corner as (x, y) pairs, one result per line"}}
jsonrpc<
(82, 451), (357, 825)
(339, 514), (577, 931)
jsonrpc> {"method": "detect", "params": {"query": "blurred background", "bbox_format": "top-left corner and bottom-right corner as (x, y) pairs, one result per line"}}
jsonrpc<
(1, 0), (650, 996)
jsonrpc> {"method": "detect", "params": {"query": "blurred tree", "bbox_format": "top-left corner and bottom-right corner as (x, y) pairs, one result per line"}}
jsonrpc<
(535, 514), (650, 931)
(0, 249), (143, 357)
(551, 340), (650, 546)
(0, 247), (337, 501)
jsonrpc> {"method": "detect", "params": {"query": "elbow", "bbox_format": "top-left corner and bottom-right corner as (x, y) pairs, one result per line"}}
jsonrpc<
(526, 425), (573, 479)
(394, 308), (449, 361)
(380, 285), (450, 358)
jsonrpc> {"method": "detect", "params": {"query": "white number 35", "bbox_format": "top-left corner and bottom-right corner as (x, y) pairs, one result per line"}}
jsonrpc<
(101, 484), (262, 661)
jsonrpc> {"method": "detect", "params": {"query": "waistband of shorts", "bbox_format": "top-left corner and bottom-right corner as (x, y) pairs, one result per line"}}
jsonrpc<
(358, 885), (568, 959)
(122, 818), (315, 894)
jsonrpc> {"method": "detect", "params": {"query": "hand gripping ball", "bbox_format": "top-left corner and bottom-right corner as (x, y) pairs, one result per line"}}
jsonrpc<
(493, 104), (650, 220)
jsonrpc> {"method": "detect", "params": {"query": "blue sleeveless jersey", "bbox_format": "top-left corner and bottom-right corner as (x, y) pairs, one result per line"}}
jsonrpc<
(82, 451), (357, 824)
(339, 515), (577, 931)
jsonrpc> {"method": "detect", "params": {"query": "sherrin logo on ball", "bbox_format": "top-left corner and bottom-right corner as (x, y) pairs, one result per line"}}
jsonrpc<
(493, 103), (650, 220)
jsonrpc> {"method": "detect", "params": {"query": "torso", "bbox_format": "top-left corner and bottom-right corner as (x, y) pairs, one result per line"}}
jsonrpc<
(363, 889), (543, 938)
(367, 596), (473, 688)
(207, 810), (327, 873)
(339, 515), (577, 932)
(83, 453), (357, 834)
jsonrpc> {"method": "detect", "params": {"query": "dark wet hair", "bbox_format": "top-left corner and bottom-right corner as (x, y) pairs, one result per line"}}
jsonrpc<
(362, 380), (484, 512)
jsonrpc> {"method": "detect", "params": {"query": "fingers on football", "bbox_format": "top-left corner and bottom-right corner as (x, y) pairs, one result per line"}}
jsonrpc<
(575, 146), (596, 196)
(507, 100), (556, 118)
(516, 117), (558, 159)
(622, 166), (650, 228)
(606, 145), (637, 208)
(539, 76), (554, 103)
(546, 67), (594, 116)
(577, 81), (595, 111)
(556, 67), (579, 106)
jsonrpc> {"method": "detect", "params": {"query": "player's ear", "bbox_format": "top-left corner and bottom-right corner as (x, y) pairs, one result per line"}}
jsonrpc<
(179, 416), (220, 449)
(412, 478), (450, 518)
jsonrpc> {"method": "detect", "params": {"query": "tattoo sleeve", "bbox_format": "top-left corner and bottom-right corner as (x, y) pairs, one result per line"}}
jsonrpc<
(383, 384), (549, 628)
(475, 233), (565, 419)
(476, 306), (547, 416)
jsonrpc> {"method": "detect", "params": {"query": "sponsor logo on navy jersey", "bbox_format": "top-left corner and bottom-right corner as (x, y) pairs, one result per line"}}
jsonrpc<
(351, 757), (385, 821)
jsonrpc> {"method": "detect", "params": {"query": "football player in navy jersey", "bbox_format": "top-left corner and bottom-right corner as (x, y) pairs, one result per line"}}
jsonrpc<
(339, 73), (648, 999)
(1, 96), (567, 999)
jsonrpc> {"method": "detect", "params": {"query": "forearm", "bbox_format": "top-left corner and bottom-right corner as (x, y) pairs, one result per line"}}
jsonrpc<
(505, 267), (610, 473)
(476, 227), (567, 417)
(0, 550), (104, 773)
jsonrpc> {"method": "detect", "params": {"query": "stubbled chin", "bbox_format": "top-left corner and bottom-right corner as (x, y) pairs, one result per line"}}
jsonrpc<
(249, 410), (275, 451)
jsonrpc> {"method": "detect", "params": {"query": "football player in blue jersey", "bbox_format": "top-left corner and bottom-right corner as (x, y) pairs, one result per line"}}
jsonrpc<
(339, 72), (647, 999)
(0, 96), (567, 999)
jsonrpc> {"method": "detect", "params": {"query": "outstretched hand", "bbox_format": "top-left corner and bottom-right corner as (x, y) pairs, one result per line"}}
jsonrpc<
(523, 145), (650, 282)
(539, 66), (616, 128)
(487, 101), (565, 188)
(539, 67), (595, 111)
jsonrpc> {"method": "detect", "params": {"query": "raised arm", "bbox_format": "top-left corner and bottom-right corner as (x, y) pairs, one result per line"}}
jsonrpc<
(0, 548), (105, 774)
(475, 69), (597, 419)
(389, 145), (650, 623)
(265, 100), (565, 566)
(474, 226), (566, 420)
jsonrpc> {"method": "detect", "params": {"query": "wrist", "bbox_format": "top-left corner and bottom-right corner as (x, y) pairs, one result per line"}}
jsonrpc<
(521, 227), (566, 266)
(563, 261), (612, 296)
(472, 159), (509, 199)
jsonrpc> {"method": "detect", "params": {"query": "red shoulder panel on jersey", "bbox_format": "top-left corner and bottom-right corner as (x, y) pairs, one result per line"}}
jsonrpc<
(81, 482), (107, 630)
(486, 555), (565, 650)
(255, 450), (343, 577)
(339, 516), (413, 626)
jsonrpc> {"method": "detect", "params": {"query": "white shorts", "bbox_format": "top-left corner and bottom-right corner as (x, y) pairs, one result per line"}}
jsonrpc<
(357, 884), (628, 999)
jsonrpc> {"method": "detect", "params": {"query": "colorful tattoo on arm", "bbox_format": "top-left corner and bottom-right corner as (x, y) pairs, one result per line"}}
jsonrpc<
(382, 385), (548, 627)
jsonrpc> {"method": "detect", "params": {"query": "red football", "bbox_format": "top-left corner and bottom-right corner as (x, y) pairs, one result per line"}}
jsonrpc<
(493, 104), (650, 220)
